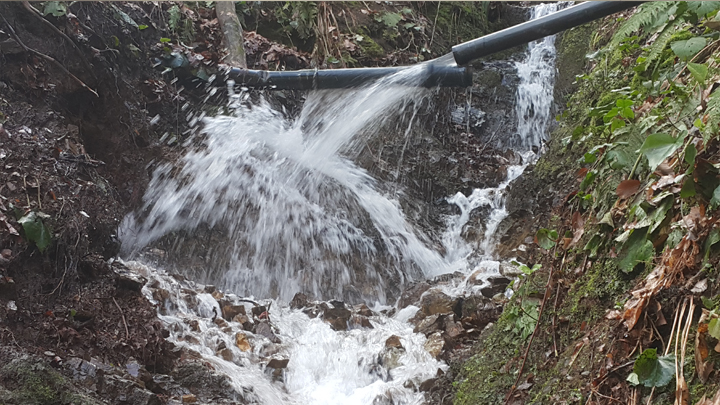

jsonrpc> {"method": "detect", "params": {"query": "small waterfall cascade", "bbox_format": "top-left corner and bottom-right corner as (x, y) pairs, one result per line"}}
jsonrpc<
(118, 3), (562, 404)
(441, 2), (561, 293)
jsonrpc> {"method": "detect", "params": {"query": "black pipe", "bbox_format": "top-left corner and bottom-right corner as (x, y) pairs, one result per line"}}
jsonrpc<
(227, 64), (473, 90)
(452, 1), (643, 66)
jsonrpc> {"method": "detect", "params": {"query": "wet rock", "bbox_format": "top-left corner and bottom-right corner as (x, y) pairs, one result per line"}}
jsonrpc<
(424, 332), (445, 359)
(100, 374), (161, 405)
(349, 314), (373, 329)
(217, 348), (233, 362)
(385, 335), (403, 350)
(419, 377), (438, 392)
(255, 321), (281, 343)
(355, 303), (374, 317)
(320, 301), (352, 331)
(460, 296), (503, 328)
(480, 275), (512, 298)
(500, 261), (524, 278)
(267, 358), (289, 369)
(419, 290), (457, 317)
(172, 361), (240, 401)
(235, 332), (251, 352)
(152, 288), (170, 303)
(414, 314), (444, 336)
(443, 316), (465, 339)
(233, 314), (253, 330)
(188, 319), (200, 332)
(398, 281), (431, 308)
(220, 303), (246, 321)
(251, 305), (268, 318)
(213, 318), (228, 328)
(290, 292), (309, 309)
(113, 264), (147, 292)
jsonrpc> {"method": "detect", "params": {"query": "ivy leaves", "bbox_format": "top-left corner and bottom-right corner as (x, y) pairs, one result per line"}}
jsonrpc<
(627, 348), (676, 388)
(639, 133), (686, 171)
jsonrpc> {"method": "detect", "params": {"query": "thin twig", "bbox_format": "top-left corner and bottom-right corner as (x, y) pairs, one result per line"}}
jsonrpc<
(112, 297), (130, 341)
(21, 1), (96, 80)
(1, 14), (98, 97)
(552, 282), (561, 357)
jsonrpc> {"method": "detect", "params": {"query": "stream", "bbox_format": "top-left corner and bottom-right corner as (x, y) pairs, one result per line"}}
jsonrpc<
(118, 3), (560, 404)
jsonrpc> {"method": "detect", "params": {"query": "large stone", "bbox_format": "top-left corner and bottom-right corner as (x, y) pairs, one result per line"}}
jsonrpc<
(385, 335), (403, 350)
(235, 332), (251, 352)
(500, 261), (524, 278)
(320, 302), (352, 331)
(424, 332), (445, 359)
(221, 303), (246, 321)
(480, 275), (512, 298)
(255, 321), (281, 343)
(349, 314), (373, 329)
(267, 358), (289, 369)
(419, 290), (457, 317)
(413, 314), (444, 336)
(113, 265), (147, 292)
(397, 282), (431, 308)
(289, 292), (309, 309)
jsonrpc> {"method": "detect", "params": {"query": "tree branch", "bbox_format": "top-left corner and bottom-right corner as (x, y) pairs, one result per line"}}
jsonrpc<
(216, 1), (247, 69)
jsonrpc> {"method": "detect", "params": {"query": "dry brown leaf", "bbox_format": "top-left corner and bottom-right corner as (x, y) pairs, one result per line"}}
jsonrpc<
(568, 211), (585, 248)
(616, 179), (641, 199)
(695, 315), (713, 383)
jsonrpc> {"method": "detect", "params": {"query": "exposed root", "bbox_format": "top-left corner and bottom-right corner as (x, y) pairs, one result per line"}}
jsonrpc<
(0, 14), (99, 97)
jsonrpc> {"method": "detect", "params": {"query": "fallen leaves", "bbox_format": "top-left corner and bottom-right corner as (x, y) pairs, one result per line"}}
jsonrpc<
(616, 179), (641, 199)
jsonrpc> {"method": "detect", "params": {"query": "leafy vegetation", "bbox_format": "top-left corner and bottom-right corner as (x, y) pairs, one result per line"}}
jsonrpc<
(456, 2), (720, 403)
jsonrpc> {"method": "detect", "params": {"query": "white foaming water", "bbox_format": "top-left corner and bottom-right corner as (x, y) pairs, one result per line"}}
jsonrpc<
(513, 3), (561, 151)
(119, 3), (561, 404)
(120, 64), (447, 303)
(129, 260), (444, 405)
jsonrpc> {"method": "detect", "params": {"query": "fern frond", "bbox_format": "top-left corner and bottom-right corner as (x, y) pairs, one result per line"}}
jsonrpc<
(644, 23), (677, 71)
(704, 89), (720, 141)
(609, 2), (677, 49)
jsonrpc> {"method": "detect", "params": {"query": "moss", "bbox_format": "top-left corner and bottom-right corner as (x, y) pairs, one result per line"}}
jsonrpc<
(564, 259), (632, 325)
(0, 358), (95, 405)
(356, 28), (385, 59)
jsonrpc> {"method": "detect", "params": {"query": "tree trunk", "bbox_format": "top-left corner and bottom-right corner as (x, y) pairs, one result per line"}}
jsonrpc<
(216, 1), (247, 69)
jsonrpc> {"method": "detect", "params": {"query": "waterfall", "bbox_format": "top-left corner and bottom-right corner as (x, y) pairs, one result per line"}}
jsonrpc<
(120, 64), (447, 304)
(118, 3), (562, 404)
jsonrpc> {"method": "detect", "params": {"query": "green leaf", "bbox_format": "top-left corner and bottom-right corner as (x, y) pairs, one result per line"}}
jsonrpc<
(709, 317), (720, 340)
(633, 348), (675, 388)
(681, 177), (697, 198)
(702, 296), (717, 310)
(616, 99), (633, 108)
(611, 118), (626, 132)
(17, 211), (52, 253)
(381, 12), (402, 27)
(671, 37), (707, 60)
(619, 229), (654, 273)
(705, 228), (720, 260)
(536, 228), (558, 250)
(685, 143), (697, 166)
(688, 62), (709, 84)
(711, 185), (720, 209)
(160, 37), (171, 43)
(639, 133), (685, 171)
(43, 1), (67, 17)
(584, 234), (603, 258)
(621, 107), (635, 120)
(583, 152), (597, 164)
(138, 24), (149, 30)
